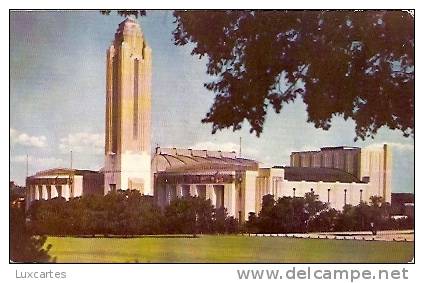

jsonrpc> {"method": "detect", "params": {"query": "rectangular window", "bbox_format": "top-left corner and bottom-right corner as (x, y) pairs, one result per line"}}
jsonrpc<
(111, 56), (119, 153)
(133, 59), (139, 139)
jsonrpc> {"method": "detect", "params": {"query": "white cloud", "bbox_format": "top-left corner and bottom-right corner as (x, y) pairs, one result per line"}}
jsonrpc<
(11, 155), (64, 168)
(366, 142), (414, 152)
(10, 128), (47, 148)
(59, 132), (104, 155)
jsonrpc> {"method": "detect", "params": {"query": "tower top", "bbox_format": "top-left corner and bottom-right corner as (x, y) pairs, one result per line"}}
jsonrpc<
(113, 16), (144, 43)
(120, 16), (138, 25)
(117, 16), (141, 31)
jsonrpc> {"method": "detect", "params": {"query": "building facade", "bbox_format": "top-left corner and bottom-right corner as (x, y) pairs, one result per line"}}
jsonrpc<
(104, 17), (152, 195)
(24, 19), (393, 221)
(152, 147), (259, 220)
(153, 145), (392, 220)
(290, 145), (392, 203)
(25, 168), (104, 210)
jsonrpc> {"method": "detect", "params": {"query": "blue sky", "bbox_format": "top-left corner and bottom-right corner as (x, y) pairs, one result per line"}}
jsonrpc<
(10, 11), (414, 192)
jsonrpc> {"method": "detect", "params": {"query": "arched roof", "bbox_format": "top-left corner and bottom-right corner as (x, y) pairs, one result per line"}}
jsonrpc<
(152, 147), (258, 173)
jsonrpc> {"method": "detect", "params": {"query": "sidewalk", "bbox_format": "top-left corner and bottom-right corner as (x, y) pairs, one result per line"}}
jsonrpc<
(246, 230), (414, 242)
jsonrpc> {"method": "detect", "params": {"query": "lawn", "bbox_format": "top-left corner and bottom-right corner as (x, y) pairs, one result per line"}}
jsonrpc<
(45, 235), (414, 263)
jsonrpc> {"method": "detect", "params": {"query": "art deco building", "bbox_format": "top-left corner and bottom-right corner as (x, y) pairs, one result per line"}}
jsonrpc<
(104, 17), (152, 195)
(152, 145), (392, 220)
(24, 19), (393, 220)
(25, 168), (104, 210)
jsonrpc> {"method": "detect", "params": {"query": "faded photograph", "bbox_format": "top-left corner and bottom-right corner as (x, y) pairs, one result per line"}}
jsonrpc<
(10, 10), (414, 263)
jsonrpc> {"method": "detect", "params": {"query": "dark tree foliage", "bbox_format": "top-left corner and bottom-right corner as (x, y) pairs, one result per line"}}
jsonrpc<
(27, 191), (240, 236)
(10, 199), (53, 262)
(246, 193), (412, 233)
(101, 10), (413, 139)
(163, 197), (239, 234)
(164, 196), (213, 234)
(173, 10), (414, 140)
(28, 191), (165, 236)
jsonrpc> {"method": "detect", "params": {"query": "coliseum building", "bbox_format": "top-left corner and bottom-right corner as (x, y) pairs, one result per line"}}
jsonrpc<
(152, 145), (391, 220)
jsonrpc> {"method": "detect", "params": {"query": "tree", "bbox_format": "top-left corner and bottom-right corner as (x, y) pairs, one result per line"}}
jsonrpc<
(214, 207), (239, 234)
(173, 10), (414, 140)
(304, 192), (328, 218)
(164, 196), (215, 234)
(103, 10), (414, 139)
(10, 198), (53, 262)
(103, 10), (414, 140)
(245, 212), (259, 233)
(308, 208), (340, 232)
(256, 194), (279, 232)
(252, 193), (329, 233)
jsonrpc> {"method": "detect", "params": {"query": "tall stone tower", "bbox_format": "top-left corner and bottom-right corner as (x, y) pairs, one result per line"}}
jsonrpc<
(104, 17), (152, 195)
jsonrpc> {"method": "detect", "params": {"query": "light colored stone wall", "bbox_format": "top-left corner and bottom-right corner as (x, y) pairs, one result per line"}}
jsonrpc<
(359, 145), (392, 203)
(289, 145), (391, 204)
(243, 170), (259, 219)
(51, 185), (59, 198)
(224, 183), (236, 216)
(253, 176), (369, 212)
(73, 176), (84, 198)
(104, 18), (152, 195)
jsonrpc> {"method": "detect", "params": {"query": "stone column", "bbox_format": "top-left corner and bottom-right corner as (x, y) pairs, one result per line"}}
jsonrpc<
(34, 185), (40, 200)
(224, 183), (236, 217)
(63, 185), (71, 200)
(176, 184), (183, 198)
(189, 184), (198, 197)
(51, 185), (59, 198)
(41, 185), (48, 200)
(206, 184), (216, 207)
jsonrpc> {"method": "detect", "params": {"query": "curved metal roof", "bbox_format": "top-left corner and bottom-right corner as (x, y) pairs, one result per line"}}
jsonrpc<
(152, 147), (258, 173)
(30, 168), (101, 178)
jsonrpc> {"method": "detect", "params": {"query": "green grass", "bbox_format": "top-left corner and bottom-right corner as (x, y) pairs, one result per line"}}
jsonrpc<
(45, 235), (414, 263)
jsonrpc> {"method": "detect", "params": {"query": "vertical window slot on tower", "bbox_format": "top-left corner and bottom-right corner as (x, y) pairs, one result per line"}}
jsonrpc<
(133, 59), (139, 139)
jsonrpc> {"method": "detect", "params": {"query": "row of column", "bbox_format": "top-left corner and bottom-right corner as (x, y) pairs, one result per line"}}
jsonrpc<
(161, 183), (236, 216)
(27, 184), (71, 203)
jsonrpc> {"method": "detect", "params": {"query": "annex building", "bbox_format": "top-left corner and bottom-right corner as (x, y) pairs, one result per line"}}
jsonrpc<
(25, 168), (103, 210)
